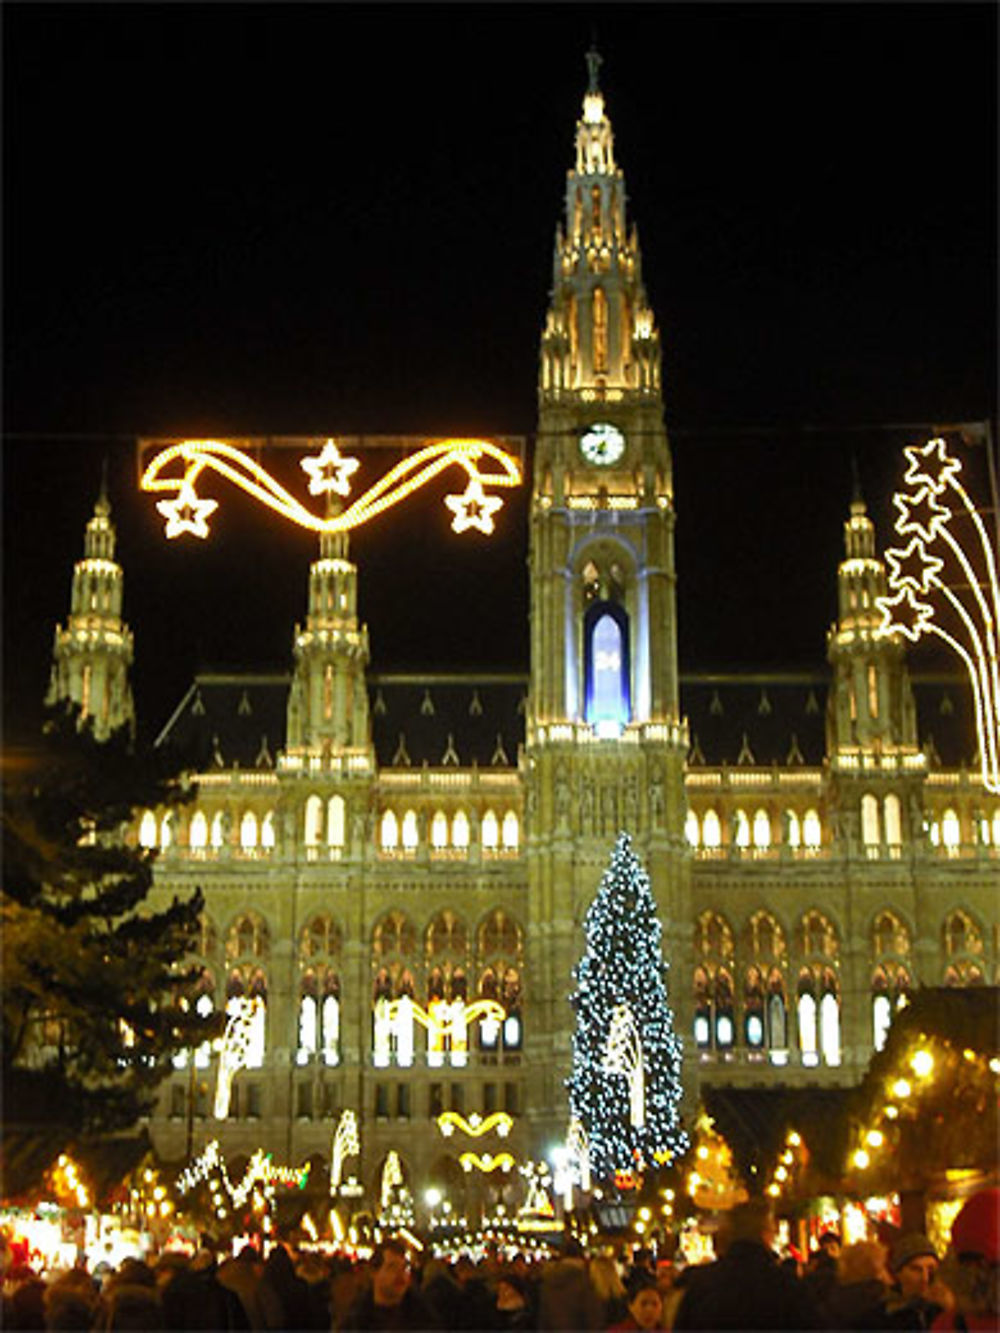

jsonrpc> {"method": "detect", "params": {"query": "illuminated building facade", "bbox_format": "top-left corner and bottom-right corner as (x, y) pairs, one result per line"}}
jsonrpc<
(50, 62), (997, 1215)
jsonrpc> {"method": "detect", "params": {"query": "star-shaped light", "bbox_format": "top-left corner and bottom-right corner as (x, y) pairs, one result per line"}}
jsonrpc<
(300, 439), (360, 497)
(156, 480), (219, 539)
(884, 538), (945, 594)
(445, 475), (504, 534)
(893, 487), (951, 544)
(876, 585), (936, 643)
(902, 437), (962, 495)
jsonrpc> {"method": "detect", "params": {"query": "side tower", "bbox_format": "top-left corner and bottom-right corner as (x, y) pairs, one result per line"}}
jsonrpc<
(47, 475), (135, 738)
(525, 52), (691, 1144)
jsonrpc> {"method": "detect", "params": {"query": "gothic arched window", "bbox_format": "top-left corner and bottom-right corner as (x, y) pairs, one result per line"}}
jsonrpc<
(583, 600), (630, 734)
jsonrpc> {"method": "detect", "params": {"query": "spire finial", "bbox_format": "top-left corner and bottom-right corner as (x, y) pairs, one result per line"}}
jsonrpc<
(850, 455), (865, 512)
(585, 40), (602, 95)
(95, 457), (111, 517)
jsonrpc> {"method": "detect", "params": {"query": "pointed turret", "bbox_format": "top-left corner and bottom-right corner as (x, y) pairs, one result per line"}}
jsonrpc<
(540, 46), (662, 402)
(47, 475), (135, 738)
(285, 528), (373, 766)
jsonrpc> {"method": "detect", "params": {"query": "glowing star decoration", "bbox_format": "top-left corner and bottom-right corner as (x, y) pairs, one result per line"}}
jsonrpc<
(877, 437), (1000, 794)
(459, 1151), (516, 1174)
(214, 996), (264, 1119)
(437, 1110), (514, 1139)
(301, 439), (360, 497)
(331, 1109), (360, 1194)
(380, 1151), (403, 1212)
(141, 437), (520, 539)
(444, 475), (504, 534)
(603, 1003), (646, 1128)
(156, 479), (219, 539)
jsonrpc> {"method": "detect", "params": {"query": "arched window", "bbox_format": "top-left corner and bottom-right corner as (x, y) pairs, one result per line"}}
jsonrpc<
(298, 989), (318, 1059)
(801, 910), (838, 959)
(803, 810), (822, 849)
(693, 968), (712, 1049)
(431, 811), (449, 850)
(211, 812), (226, 849)
(160, 813), (174, 849)
(401, 809), (419, 851)
(862, 794), (880, 848)
(593, 286), (608, 372)
(702, 810), (722, 849)
(240, 811), (258, 850)
(752, 809), (771, 850)
(785, 811), (801, 849)
(583, 600), (630, 735)
(502, 811), (520, 850)
(820, 979), (841, 1066)
(871, 964), (910, 1051)
(321, 988), (340, 1065)
(452, 811), (470, 848)
(941, 809), (961, 855)
(304, 795), (323, 847)
(797, 985), (818, 1064)
(481, 810), (499, 850)
(327, 795), (346, 848)
(873, 910), (911, 959)
(139, 810), (158, 848)
(944, 910), (983, 958)
(189, 811), (208, 849)
(685, 810), (700, 848)
(261, 812), (276, 849)
(380, 810), (399, 850)
(993, 809), (1000, 845)
(883, 794), (902, 849)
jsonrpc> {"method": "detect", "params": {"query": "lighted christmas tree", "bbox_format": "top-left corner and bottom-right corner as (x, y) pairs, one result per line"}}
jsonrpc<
(567, 833), (689, 1184)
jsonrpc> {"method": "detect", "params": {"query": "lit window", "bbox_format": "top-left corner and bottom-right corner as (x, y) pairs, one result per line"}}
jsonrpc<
(785, 811), (801, 848)
(862, 794), (880, 847)
(189, 811), (208, 849)
(327, 795), (345, 848)
(685, 811), (700, 848)
(240, 811), (258, 850)
(322, 994), (340, 1065)
(139, 810), (157, 848)
(304, 795), (323, 847)
(746, 1012), (764, 1047)
(820, 991), (841, 1065)
(797, 993), (818, 1061)
(872, 994), (892, 1051)
(261, 812), (275, 849)
(503, 1013), (522, 1049)
(993, 810), (1000, 845)
(481, 810), (499, 850)
(395, 994), (415, 1067)
(694, 1012), (711, 1048)
(401, 810), (419, 851)
(502, 812), (520, 850)
(702, 810), (721, 849)
(210, 812), (225, 849)
(452, 811), (470, 848)
(734, 809), (750, 848)
(803, 810), (822, 849)
(431, 811), (449, 849)
(941, 808), (961, 853)
(299, 995), (318, 1058)
(716, 1012), (734, 1047)
(883, 794), (902, 847)
(752, 809), (771, 849)
(380, 810), (399, 851)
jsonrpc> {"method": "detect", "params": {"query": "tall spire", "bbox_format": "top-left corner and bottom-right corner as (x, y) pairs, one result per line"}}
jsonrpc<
(539, 51), (661, 402)
(47, 478), (135, 738)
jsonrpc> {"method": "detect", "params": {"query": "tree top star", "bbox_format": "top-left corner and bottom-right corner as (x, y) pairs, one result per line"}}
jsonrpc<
(156, 480), (219, 539)
(445, 476), (504, 534)
(301, 439), (360, 496)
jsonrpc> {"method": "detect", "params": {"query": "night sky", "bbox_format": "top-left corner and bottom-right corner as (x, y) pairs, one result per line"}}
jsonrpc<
(3, 3), (997, 747)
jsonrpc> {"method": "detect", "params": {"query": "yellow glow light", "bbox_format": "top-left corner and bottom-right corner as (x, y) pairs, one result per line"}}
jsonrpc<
(141, 437), (521, 541)
(866, 1130), (884, 1148)
(786, 1131), (802, 1147)
(437, 1110), (514, 1139)
(877, 437), (1000, 794)
(892, 1078), (912, 1099)
(853, 1149), (870, 1170)
(458, 1152), (515, 1174)
(910, 1049), (934, 1078)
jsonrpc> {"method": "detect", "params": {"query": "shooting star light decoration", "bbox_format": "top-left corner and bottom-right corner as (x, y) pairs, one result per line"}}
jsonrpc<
(876, 437), (1000, 794)
(141, 437), (521, 538)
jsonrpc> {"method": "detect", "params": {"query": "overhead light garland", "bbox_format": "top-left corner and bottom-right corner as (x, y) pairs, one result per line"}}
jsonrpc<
(141, 437), (521, 539)
(459, 1151), (515, 1174)
(437, 1110), (513, 1139)
(876, 436), (1000, 793)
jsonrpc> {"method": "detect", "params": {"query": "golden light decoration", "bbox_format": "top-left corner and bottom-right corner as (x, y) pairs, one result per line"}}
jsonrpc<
(140, 437), (521, 540)
(459, 1151), (515, 1174)
(176, 1139), (308, 1211)
(876, 436), (1000, 794)
(214, 996), (264, 1119)
(331, 1109), (360, 1193)
(436, 1110), (513, 1139)
(602, 1002), (645, 1128)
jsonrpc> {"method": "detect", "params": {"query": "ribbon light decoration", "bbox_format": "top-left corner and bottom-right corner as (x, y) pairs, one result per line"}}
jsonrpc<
(141, 437), (521, 539)
(876, 437), (1000, 794)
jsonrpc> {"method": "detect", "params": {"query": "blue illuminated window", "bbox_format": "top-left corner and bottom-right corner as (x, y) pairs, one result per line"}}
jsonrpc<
(584, 601), (630, 733)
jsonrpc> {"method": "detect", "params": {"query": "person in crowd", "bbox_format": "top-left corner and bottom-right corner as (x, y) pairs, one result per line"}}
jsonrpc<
(157, 1251), (250, 1331)
(876, 1233), (953, 1329)
(802, 1231), (842, 1315)
(822, 1239), (892, 1329)
(420, 1257), (465, 1328)
(608, 1274), (666, 1332)
(537, 1237), (602, 1331)
(494, 1270), (536, 1330)
(588, 1254), (628, 1327)
(42, 1268), (100, 1331)
(671, 1199), (824, 1330)
(931, 1188), (999, 1332)
(338, 1237), (432, 1331)
(294, 1250), (333, 1330)
(216, 1244), (265, 1330)
(102, 1282), (165, 1331)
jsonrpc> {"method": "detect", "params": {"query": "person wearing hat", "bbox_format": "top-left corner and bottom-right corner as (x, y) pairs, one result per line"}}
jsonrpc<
(494, 1270), (536, 1330)
(931, 1187), (999, 1331)
(874, 1232), (954, 1329)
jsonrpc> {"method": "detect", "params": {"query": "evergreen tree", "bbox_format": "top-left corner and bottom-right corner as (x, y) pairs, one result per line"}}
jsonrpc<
(567, 832), (689, 1184)
(2, 703), (218, 1135)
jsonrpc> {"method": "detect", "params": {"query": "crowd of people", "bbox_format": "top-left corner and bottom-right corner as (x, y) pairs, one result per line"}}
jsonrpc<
(1, 1189), (996, 1331)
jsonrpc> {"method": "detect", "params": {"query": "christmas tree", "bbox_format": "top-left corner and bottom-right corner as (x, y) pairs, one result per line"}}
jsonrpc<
(567, 832), (689, 1184)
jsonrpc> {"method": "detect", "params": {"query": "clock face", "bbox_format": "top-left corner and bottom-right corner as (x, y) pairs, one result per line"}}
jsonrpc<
(579, 422), (626, 466)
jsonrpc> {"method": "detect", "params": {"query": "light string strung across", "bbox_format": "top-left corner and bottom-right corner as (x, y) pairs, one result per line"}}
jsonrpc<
(876, 437), (1000, 794)
(140, 437), (522, 539)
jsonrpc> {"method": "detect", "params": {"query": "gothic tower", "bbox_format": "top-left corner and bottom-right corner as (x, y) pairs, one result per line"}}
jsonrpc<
(47, 474), (135, 738)
(525, 51), (692, 1141)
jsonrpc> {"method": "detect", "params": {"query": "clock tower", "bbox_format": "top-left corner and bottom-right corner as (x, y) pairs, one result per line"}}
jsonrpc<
(525, 51), (692, 1142)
